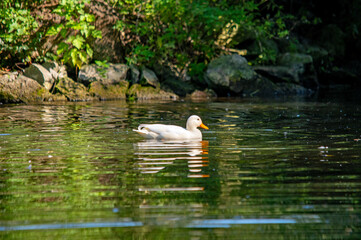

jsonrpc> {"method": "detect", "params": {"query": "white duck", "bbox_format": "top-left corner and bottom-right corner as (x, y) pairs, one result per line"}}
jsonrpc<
(133, 115), (209, 140)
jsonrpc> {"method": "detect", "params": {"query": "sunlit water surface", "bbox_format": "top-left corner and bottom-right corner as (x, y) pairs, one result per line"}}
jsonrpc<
(0, 98), (360, 239)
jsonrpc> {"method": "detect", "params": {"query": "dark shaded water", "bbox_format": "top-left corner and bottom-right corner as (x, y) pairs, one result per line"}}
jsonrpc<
(0, 98), (360, 239)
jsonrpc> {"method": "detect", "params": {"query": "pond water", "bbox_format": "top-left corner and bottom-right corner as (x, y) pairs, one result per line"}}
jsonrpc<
(0, 96), (360, 239)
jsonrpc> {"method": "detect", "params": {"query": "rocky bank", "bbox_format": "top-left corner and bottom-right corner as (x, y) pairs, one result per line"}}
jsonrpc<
(0, 52), (321, 103)
(0, 62), (178, 103)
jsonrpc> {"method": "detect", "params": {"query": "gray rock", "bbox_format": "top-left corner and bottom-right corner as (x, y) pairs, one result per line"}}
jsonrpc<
(279, 53), (318, 90)
(278, 53), (313, 66)
(255, 53), (319, 89)
(140, 67), (160, 88)
(303, 46), (328, 63)
(276, 83), (314, 96)
(153, 64), (196, 96)
(162, 77), (195, 97)
(254, 66), (300, 84)
(205, 54), (256, 94)
(0, 72), (54, 103)
(106, 64), (129, 84)
(241, 75), (315, 97)
(78, 64), (99, 85)
(54, 77), (95, 101)
(78, 63), (129, 86)
(23, 63), (55, 90)
(42, 61), (67, 80)
(129, 64), (140, 84)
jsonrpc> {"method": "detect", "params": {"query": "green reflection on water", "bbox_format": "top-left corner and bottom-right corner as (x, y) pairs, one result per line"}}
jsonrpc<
(0, 100), (360, 239)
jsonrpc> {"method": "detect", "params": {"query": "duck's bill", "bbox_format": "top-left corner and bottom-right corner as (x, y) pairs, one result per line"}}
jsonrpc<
(200, 123), (209, 130)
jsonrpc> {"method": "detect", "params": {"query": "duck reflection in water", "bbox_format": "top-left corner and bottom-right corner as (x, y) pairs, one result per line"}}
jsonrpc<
(134, 140), (209, 178)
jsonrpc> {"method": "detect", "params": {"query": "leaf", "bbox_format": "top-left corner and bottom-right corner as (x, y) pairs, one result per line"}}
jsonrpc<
(9, 22), (19, 33)
(156, 37), (162, 48)
(72, 35), (85, 49)
(60, 28), (67, 38)
(85, 44), (93, 58)
(95, 60), (109, 68)
(53, 8), (64, 16)
(85, 14), (95, 23)
(56, 42), (68, 55)
(71, 22), (85, 30)
(91, 30), (102, 39)
(78, 50), (88, 63)
(46, 24), (63, 36)
(65, 20), (75, 29)
(114, 20), (125, 31)
(81, 28), (90, 38)
(66, 35), (75, 44)
(63, 50), (71, 64)
(70, 48), (79, 67)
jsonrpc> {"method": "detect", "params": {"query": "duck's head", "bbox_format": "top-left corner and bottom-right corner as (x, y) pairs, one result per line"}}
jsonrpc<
(186, 115), (209, 130)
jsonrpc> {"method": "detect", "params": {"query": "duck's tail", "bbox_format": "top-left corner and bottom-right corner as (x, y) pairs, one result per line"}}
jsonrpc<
(133, 125), (156, 139)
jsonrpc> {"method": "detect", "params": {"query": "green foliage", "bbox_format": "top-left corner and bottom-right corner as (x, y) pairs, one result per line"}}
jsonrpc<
(125, 45), (155, 66)
(112, 0), (290, 70)
(94, 60), (109, 68)
(0, 0), (101, 70)
(188, 62), (206, 83)
(256, 47), (278, 65)
(0, 0), (308, 74)
(46, 0), (102, 69)
(0, 1), (41, 67)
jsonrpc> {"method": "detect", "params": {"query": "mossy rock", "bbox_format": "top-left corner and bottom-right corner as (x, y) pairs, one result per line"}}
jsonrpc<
(126, 84), (177, 100)
(0, 90), (18, 103)
(54, 77), (96, 101)
(205, 54), (256, 95)
(88, 80), (129, 100)
(0, 73), (54, 103)
(186, 89), (217, 100)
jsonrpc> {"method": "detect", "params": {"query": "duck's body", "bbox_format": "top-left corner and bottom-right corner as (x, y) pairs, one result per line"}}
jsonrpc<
(133, 115), (208, 140)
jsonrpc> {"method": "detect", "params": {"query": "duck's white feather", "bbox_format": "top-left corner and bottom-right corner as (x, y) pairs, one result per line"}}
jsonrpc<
(133, 115), (207, 140)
